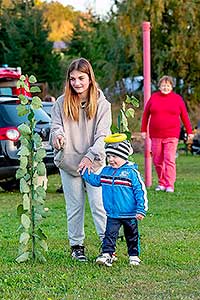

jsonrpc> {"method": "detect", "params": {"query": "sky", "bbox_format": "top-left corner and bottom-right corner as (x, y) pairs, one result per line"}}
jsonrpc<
(50, 0), (114, 16)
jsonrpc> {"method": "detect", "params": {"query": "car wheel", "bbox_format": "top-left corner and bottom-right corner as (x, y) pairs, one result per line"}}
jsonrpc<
(0, 179), (19, 191)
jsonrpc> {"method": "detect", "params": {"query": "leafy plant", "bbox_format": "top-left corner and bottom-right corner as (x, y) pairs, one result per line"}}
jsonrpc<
(15, 75), (48, 263)
(111, 94), (140, 140)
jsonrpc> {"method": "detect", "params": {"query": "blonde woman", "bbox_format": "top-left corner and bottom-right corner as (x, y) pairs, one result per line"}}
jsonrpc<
(50, 58), (112, 261)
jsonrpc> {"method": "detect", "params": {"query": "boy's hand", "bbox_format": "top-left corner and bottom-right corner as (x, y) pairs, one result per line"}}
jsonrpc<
(136, 213), (144, 220)
(78, 157), (92, 175)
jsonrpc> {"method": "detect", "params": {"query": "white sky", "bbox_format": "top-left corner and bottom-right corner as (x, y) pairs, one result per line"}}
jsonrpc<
(50, 0), (113, 16)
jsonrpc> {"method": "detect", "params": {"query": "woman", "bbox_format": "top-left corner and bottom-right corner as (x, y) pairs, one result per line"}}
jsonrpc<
(141, 75), (193, 192)
(50, 58), (112, 261)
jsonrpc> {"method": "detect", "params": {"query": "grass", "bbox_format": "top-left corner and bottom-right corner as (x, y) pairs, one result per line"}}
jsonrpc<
(0, 153), (200, 300)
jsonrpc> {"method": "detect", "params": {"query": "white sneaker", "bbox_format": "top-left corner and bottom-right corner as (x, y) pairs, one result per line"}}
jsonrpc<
(96, 253), (113, 267)
(166, 187), (174, 193)
(112, 252), (118, 262)
(155, 185), (166, 191)
(129, 256), (141, 266)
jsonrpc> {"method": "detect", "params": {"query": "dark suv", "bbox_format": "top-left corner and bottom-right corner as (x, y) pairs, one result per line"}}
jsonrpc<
(0, 96), (57, 191)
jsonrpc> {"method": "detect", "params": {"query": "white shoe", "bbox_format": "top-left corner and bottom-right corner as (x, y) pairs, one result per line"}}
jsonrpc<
(112, 252), (118, 262)
(155, 185), (166, 191)
(96, 253), (113, 267)
(129, 256), (141, 265)
(166, 187), (174, 193)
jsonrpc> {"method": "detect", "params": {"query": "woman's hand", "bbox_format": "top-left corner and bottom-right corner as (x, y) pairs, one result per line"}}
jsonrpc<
(53, 135), (65, 150)
(141, 132), (147, 139)
(78, 157), (93, 174)
(188, 133), (194, 140)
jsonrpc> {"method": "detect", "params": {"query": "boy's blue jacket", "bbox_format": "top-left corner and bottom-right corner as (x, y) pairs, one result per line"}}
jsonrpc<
(82, 162), (148, 218)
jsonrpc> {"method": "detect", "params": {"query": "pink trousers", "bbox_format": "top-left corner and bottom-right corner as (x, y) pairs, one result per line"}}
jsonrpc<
(151, 137), (179, 189)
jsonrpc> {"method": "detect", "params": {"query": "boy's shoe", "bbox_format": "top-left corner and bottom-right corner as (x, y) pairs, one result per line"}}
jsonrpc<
(71, 245), (87, 262)
(96, 253), (113, 267)
(129, 256), (141, 266)
(166, 187), (174, 193)
(155, 185), (166, 191)
(112, 252), (118, 262)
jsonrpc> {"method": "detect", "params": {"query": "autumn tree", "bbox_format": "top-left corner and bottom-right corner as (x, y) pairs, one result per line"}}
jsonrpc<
(0, 0), (62, 93)
(114, 0), (200, 109)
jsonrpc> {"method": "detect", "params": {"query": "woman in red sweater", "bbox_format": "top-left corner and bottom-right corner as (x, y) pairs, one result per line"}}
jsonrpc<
(141, 75), (193, 192)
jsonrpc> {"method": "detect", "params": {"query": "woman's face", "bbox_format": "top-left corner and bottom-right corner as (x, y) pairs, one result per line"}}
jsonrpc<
(159, 80), (173, 94)
(69, 70), (90, 97)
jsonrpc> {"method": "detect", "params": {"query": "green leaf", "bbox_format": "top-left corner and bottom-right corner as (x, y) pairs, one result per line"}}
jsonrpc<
(34, 213), (43, 224)
(120, 110), (129, 132)
(37, 162), (46, 176)
(30, 96), (42, 110)
(18, 145), (30, 156)
(23, 194), (31, 211)
(110, 124), (119, 134)
(24, 83), (30, 92)
(33, 133), (42, 147)
(21, 214), (31, 230)
(16, 80), (21, 89)
(36, 186), (46, 199)
(125, 108), (135, 119)
(122, 101), (126, 111)
(17, 104), (29, 117)
(17, 204), (25, 217)
(20, 75), (26, 81)
(16, 168), (27, 179)
(30, 86), (41, 93)
(16, 252), (29, 263)
(37, 228), (47, 240)
(24, 173), (31, 182)
(130, 95), (140, 108)
(20, 178), (30, 193)
(18, 94), (29, 105)
(18, 123), (31, 135)
(29, 75), (37, 84)
(20, 156), (28, 169)
(40, 240), (48, 251)
(28, 110), (35, 122)
(20, 136), (30, 147)
(125, 95), (132, 103)
(35, 148), (46, 162)
(19, 232), (30, 245)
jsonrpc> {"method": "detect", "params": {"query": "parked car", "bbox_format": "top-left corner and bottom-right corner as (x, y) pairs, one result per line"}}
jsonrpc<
(42, 101), (54, 117)
(0, 96), (57, 191)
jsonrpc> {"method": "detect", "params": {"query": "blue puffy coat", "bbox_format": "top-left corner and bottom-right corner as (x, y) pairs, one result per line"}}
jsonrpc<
(82, 162), (148, 218)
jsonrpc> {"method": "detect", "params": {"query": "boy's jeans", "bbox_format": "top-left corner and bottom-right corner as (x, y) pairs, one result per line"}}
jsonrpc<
(102, 217), (140, 256)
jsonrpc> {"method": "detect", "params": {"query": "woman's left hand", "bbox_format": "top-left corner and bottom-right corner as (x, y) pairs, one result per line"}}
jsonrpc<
(188, 134), (194, 140)
(78, 157), (93, 174)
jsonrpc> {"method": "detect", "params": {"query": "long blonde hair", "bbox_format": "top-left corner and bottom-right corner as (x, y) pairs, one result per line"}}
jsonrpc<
(63, 58), (98, 121)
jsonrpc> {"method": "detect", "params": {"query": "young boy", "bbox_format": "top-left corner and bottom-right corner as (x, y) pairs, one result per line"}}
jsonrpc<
(79, 133), (148, 267)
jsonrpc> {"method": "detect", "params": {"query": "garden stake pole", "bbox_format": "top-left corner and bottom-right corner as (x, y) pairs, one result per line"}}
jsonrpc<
(142, 21), (152, 187)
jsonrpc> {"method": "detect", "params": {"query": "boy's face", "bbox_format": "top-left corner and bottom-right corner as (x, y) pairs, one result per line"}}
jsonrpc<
(107, 154), (126, 168)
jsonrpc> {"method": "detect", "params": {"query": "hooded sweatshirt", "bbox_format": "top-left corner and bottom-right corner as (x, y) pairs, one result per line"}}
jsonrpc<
(50, 90), (112, 176)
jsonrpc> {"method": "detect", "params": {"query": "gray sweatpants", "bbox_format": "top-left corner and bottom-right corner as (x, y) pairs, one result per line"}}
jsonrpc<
(60, 169), (106, 246)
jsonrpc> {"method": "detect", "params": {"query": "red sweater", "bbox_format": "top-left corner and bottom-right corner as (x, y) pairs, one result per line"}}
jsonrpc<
(141, 91), (193, 138)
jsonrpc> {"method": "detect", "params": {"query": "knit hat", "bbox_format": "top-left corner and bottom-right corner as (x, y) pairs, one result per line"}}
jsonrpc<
(104, 134), (133, 160)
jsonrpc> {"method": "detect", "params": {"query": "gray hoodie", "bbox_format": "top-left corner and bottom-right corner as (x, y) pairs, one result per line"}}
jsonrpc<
(50, 90), (112, 176)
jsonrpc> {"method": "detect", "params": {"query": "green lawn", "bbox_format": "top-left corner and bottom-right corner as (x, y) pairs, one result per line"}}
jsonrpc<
(0, 154), (200, 300)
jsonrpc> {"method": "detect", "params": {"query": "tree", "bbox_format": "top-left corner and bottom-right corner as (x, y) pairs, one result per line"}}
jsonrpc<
(113, 0), (200, 108)
(0, 0), (62, 93)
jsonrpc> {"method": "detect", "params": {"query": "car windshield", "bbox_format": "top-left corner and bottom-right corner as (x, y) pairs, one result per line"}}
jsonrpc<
(0, 103), (51, 127)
